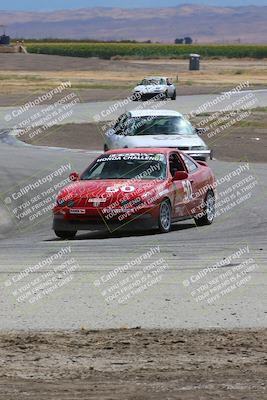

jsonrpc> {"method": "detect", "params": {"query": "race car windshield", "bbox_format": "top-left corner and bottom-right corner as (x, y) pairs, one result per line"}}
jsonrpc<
(140, 78), (164, 86)
(80, 153), (167, 180)
(125, 116), (195, 136)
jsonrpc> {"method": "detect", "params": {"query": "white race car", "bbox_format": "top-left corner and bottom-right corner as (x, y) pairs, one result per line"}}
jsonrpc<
(104, 110), (212, 162)
(132, 76), (176, 101)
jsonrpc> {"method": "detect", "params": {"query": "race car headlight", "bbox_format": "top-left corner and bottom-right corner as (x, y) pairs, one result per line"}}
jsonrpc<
(191, 146), (208, 151)
(57, 199), (66, 206)
(67, 200), (75, 207)
(57, 198), (75, 207)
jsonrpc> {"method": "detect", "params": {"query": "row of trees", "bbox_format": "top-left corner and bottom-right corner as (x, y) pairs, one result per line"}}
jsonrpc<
(175, 37), (193, 44)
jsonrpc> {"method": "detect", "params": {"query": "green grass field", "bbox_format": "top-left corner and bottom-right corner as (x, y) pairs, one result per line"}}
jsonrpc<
(26, 42), (267, 60)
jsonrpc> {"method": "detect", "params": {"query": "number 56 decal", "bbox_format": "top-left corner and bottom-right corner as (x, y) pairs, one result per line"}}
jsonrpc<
(182, 180), (193, 202)
(106, 185), (135, 193)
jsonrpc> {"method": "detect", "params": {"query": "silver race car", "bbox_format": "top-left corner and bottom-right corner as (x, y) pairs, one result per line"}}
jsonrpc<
(104, 110), (212, 161)
(132, 76), (176, 101)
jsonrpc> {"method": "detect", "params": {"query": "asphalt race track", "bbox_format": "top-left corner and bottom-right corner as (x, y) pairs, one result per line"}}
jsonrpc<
(0, 92), (266, 331)
(1, 89), (267, 128)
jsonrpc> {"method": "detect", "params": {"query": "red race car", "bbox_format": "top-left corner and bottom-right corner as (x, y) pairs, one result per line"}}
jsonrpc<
(53, 148), (216, 239)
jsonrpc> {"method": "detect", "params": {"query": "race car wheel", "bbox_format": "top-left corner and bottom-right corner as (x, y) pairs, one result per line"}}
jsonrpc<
(171, 90), (176, 100)
(104, 144), (109, 152)
(161, 91), (168, 101)
(158, 200), (172, 233)
(210, 149), (214, 160)
(194, 191), (215, 226)
(54, 230), (77, 239)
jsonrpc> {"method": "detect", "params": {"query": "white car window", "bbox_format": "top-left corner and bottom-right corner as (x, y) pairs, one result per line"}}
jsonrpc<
(126, 116), (195, 136)
(140, 78), (162, 85)
(114, 114), (128, 134)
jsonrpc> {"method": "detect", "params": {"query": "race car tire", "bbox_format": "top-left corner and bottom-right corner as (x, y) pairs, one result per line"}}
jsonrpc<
(171, 90), (176, 100)
(161, 91), (168, 101)
(210, 149), (214, 160)
(54, 230), (77, 239)
(158, 200), (172, 233)
(194, 191), (215, 226)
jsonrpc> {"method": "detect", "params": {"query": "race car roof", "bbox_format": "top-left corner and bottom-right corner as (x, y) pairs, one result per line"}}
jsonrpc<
(105, 147), (174, 155)
(144, 76), (168, 80)
(129, 109), (183, 118)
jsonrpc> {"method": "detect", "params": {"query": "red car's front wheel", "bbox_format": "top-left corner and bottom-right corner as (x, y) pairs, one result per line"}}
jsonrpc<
(194, 191), (215, 226)
(158, 200), (172, 233)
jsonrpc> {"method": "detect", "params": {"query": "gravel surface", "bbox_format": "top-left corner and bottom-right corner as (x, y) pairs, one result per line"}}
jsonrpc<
(0, 329), (266, 400)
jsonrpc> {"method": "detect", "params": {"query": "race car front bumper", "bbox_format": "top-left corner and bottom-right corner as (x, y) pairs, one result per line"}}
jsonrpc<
(133, 92), (165, 101)
(53, 205), (159, 232)
(183, 149), (213, 161)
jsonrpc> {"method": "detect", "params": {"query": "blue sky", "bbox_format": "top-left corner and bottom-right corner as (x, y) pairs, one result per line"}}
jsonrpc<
(1, 0), (267, 11)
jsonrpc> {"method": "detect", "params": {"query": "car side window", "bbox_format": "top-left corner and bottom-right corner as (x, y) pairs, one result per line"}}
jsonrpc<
(114, 114), (128, 134)
(114, 114), (123, 128)
(181, 154), (198, 173)
(169, 154), (185, 177)
(180, 119), (195, 135)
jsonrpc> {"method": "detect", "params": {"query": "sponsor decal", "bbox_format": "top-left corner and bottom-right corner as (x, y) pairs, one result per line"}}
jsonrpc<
(88, 198), (107, 203)
(106, 185), (135, 193)
(69, 209), (86, 215)
(96, 153), (165, 162)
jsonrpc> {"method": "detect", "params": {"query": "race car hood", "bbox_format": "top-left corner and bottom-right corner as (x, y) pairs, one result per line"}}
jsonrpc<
(124, 134), (206, 149)
(133, 84), (167, 93)
(57, 179), (165, 208)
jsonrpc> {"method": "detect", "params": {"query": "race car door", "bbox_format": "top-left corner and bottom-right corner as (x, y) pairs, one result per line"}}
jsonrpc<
(168, 152), (194, 218)
(180, 153), (205, 216)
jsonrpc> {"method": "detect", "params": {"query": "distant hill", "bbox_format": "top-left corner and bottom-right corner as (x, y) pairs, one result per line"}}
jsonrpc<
(1, 5), (267, 43)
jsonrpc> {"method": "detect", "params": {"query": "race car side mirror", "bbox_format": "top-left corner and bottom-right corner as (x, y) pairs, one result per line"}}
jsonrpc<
(197, 161), (208, 167)
(172, 171), (189, 181)
(69, 172), (80, 182)
(195, 127), (208, 135)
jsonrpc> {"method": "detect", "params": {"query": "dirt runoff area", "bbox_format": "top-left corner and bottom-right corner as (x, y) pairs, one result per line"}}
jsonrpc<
(0, 329), (266, 400)
(19, 109), (267, 163)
